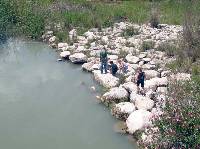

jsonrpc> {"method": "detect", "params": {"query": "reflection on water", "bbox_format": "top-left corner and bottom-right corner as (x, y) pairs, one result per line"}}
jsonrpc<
(0, 39), (137, 149)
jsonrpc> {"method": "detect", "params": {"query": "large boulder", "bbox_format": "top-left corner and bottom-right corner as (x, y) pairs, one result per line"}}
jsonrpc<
(142, 64), (156, 70)
(75, 46), (86, 53)
(126, 109), (152, 134)
(82, 61), (94, 72)
(69, 29), (77, 41)
(135, 97), (155, 110)
(82, 62), (100, 72)
(144, 70), (159, 80)
(69, 53), (87, 64)
(108, 55), (118, 61)
(130, 92), (148, 102)
(60, 51), (70, 59)
(84, 31), (95, 41)
(120, 82), (138, 93)
(130, 92), (154, 110)
(111, 102), (135, 120)
(49, 36), (57, 43)
(145, 77), (168, 90)
(125, 54), (140, 64)
(93, 70), (119, 88)
(102, 87), (129, 104)
(58, 42), (68, 51)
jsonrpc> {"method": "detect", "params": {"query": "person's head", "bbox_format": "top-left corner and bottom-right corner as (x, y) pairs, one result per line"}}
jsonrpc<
(103, 46), (107, 51)
(118, 59), (122, 64)
(110, 61), (114, 64)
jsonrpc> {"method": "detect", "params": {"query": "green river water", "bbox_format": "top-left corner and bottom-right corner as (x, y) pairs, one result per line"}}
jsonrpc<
(0, 39), (137, 149)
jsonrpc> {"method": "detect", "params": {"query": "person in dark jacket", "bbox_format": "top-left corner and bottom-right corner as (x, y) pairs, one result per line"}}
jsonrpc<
(135, 67), (145, 94)
(109, 61), (118, 76)
(100, 48), (108, 74)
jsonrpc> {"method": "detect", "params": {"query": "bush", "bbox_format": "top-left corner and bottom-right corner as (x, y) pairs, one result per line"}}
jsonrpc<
(122, 26), (139, 37)
(156, 42), (177, 57)
(54, 31), (69, 42)
(118, 49), (129, 59)
(150, 5), (160, 28)
(140, 40), (155, 52)
(145, 76), (200, 149)
(178, 1), (200, 62)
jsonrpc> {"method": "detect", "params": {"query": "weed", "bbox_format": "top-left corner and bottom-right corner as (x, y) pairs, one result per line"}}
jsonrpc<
(156, 42), (177, 57)
(140, 40), (155, 52)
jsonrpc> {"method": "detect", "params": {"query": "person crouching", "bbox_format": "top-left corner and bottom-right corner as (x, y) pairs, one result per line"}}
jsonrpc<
(109, 61), (118, 76)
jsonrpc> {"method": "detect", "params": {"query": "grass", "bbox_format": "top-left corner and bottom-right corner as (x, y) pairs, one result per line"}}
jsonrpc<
(1, 0), (200, 40)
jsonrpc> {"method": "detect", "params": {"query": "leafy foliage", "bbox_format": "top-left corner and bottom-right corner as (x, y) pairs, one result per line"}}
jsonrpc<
(153, 77), (200, 148)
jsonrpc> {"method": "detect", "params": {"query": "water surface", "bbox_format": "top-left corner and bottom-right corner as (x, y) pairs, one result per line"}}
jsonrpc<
(0, 39), (137, 149)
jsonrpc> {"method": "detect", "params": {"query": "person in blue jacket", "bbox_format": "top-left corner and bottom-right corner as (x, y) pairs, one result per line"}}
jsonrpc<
(135, 67), (145, 94)
(109, 61), (118, 76)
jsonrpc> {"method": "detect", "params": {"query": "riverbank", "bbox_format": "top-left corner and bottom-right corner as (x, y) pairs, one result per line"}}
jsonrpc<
(42, 21), (192, 147)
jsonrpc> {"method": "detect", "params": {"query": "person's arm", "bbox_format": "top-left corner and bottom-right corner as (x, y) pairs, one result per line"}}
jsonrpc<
(100, 52), (102, 61)
(134, 72), (139, 83)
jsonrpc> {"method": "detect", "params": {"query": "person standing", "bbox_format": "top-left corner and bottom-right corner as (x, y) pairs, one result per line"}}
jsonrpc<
(100, 47), (108, 74)
(135, 67), (145, 94)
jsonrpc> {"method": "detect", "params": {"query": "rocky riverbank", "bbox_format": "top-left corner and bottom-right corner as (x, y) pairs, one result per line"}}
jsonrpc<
(42, 22), (191, 147)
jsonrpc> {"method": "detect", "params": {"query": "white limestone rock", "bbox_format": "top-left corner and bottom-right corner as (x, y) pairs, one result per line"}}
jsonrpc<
(161, 70), (171, 77)
(82, 62), (94, 72)
(130, 92), (145, 102)
(139, 53), (147, 59)
(111, 102), (136, 120)
(142, 58), (151, 63)
(75, 46), (85, 52)
(69, 53), (87, 64)
(108, 55), (118, 61)
(58, 42), (68, 51)
(126, 109), (152, 134)
(49, 36), (57, 43)
(69, 29), (77, 41)
(120, 82), (138, 93)
(102, 87), (129, 103)
(157, 87), (168, 94)
(144, 70), (159, 80)
(142, 64), (156, 70)
(135, 97), (155, 110)
(126, 54), (140, 64)
(93, 70), (119, 88)
(60, 51), (70, 58)
(145, 77), (168, 89)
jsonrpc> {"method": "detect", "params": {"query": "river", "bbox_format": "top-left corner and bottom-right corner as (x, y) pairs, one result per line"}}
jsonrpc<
(0, 39), (137, 149)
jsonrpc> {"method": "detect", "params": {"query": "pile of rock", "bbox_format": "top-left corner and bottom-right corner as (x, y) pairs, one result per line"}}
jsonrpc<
(45, 21), (191, 145)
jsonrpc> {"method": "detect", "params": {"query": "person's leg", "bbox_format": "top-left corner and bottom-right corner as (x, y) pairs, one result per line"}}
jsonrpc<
(136, 80), (140, 94)
(141, 80), (145, 95)
(104, 61), (108, 74)
(100, 62), (103, 74)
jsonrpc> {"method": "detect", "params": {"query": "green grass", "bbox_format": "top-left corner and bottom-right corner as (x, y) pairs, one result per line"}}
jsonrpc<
(1, 0), (200, 40)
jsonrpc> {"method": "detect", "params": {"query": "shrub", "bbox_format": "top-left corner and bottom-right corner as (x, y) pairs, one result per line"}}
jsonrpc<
(166, 58), (192, 73)
(142, 76), (200, 149)
(156, 42), (177, 57)
(150, 5), (160, 28)
(140, 40), (155, 52)
(178, 1), (200, 62)
(122, 26), (140, 37)
(118, 49), (129, 59)
(157, 78), (200, 148)
(54, 31), (69, 42)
